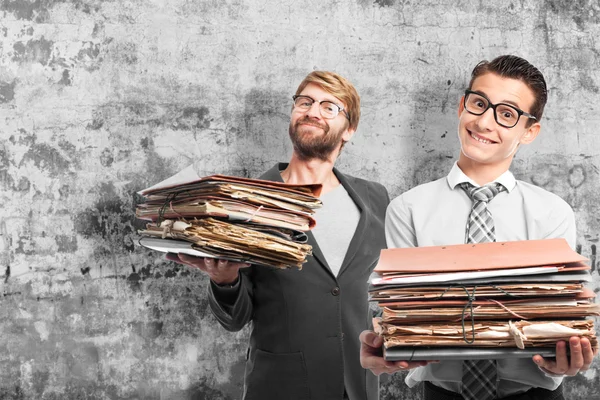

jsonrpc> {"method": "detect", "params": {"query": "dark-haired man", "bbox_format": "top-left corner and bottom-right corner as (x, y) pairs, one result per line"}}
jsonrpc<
(170, 71), (388, 400)
(360, 55), (596, 400)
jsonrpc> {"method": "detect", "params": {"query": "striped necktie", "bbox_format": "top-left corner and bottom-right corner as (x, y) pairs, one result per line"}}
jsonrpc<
(459, 182), (506, 400)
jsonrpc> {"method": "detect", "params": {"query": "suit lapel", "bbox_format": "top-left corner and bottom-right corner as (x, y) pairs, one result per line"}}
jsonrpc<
(305, 230), (332, 275)
(335, 169), (370, 278)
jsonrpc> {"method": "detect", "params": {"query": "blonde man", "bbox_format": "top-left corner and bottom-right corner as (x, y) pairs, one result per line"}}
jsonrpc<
(171, 71), (388, 400)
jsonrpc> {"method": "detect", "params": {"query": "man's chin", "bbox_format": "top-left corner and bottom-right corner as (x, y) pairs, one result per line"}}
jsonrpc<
(293, 142), (340, 162)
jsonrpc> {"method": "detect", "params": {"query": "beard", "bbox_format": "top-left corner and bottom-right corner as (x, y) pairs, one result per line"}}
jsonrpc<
(288, 116), (346, 161)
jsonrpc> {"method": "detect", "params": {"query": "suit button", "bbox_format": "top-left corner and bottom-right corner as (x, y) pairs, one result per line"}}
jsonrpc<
(331, 287), (340, 296)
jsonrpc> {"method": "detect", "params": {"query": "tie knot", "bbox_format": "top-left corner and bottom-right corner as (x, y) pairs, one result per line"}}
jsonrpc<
(460, 182), (505, 203)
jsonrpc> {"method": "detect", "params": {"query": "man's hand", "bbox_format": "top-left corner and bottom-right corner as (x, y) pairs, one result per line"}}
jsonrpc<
(533, 336), (597, 376)
(359, 330), (431, 376)
(166, 253), (250, 285)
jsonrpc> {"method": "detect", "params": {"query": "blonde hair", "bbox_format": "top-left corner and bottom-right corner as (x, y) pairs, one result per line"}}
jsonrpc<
(295, 71), (360, 131)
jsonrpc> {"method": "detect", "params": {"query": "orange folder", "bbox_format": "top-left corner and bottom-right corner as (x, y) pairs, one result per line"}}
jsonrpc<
(375, 238), (589, 274)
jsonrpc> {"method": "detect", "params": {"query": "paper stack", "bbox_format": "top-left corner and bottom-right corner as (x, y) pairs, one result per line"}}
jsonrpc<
(370, 239), (600, 360)
(136, 174), (322, 269)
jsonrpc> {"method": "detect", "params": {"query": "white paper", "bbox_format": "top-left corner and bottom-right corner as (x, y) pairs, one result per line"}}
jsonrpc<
(370, 266), (560, 286)
(523, 323), (585, 337)
(138, 237), (216, 258)
(137, 164), (200, 194)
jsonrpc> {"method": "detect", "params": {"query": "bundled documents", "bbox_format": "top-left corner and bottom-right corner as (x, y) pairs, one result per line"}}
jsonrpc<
(370, 239), (600, 360)
(136, 173), (322, 269)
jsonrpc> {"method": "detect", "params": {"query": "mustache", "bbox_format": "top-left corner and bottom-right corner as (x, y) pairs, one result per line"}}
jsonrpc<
(295, 116), (328, 130)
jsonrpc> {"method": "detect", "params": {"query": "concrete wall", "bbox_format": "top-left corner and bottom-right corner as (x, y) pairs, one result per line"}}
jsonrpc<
(1, 0), (599, 398)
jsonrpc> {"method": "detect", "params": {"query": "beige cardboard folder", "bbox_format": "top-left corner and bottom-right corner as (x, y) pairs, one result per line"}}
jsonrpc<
(375, 238), (588, 274)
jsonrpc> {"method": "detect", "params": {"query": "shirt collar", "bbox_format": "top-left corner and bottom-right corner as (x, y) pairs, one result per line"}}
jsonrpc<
(446, 161), (516, 192)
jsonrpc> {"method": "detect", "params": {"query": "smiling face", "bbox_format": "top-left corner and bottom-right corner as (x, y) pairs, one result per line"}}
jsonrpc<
(457, 72), (541, 174)
(288, 82), (355, 161)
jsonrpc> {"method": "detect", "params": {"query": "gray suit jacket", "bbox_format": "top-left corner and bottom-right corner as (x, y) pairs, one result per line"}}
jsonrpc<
(208, 163), (389, 400)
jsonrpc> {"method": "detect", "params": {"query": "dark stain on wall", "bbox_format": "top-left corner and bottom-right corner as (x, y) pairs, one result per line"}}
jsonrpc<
(55, 235), (78, 253)
(21, 142), (72, 178)
(76, 41), (103, 72)
(140, 137), (150, 150)
(58, 184), (71, 199)
(174, 106), (211, 130)
(0, 141), (14, 189)
(86, 109), (105, 130)
(128, 320), (164, 340)
(113, 41), (138, 65)
(568, 165), (586, 188)
(563, 372), (600, 398)
(15, 235), (35, 255)
(241, 88), (288, 147)
(375, 0), (396, 7)
(14, 176), (30, 192)
(58, 69), (72, 86)
(137, 148), (178, 192)
(0, 79), (16, 103)
(578, 71), (599, 93)
(0, 385), (24, 400)
(126, 262), (192, 293)
(99, 148), (114, 168)
(179, 381), (235, 400)
(546, 0), (600, 25)
(1, 0), (102, 22)
(380, 373), (422, 399)
(527, 161), (590, 191)
(58, 138), (77, 154)
(89, 103), (213, 137)
(412, 153), (455, 187)
(91, 21), (104, 38)
(31, 369), (50, 398)
(116, 102), (156, 127)
(73, 182), (135, 258)
(12, 36), (53, 65)
(413, 78), (457, 115)
(0, 0), (50, 22)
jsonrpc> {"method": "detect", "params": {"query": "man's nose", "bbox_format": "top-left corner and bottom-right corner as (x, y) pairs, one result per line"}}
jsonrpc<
(475, 107), (496, 130)
(305, 102), (322, 118)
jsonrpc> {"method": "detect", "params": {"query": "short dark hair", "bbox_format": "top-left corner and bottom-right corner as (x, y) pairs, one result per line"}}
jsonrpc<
(469, 55), (547, 127)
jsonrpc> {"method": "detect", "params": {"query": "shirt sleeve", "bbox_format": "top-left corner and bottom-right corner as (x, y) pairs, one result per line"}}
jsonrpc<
(385, 195), (417, 249)
(542, 199), (577, 250)
(207, 268), (254, 332)
(209, 276), (241, 309)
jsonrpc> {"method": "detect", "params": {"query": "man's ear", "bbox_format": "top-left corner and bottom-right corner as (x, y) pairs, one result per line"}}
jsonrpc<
(520, 122), (541, 145)
(458, 96), (465, 116)
(342, 127), (355, 143)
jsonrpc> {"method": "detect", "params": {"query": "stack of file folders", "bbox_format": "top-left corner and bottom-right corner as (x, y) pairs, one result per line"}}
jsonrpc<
(370, 239), (600, 360)
(136, 174), (322, 269)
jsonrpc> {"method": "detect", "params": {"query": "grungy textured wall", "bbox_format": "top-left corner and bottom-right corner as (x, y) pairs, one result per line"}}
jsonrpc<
(1, 0), (599, 399)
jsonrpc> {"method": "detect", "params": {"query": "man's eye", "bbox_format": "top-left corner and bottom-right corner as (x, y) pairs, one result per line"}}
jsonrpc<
(322, 103), (336, 113)
(500, 108), (515, 119)
(298, 100), (312, 107)
(474, 100), (486, 108)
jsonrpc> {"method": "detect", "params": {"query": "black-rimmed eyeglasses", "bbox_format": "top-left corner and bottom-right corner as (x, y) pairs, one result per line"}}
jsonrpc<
(292, 95), (350, 120)
(463, 90), (537, 128)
